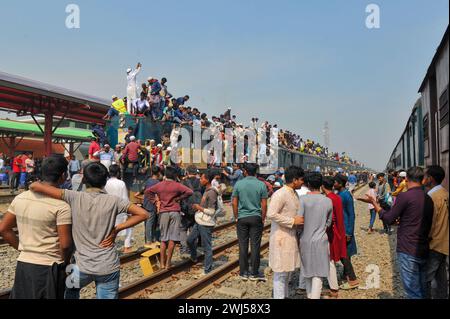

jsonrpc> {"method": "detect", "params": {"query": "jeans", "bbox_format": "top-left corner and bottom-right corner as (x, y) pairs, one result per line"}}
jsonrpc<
(425, 250), (448, 299)
(151, 102), (162, 120)
(107, 107), (119, 117)
(122, 158), (139, 178)
(237, 216), (263, 276)
(144, 204), (159, 243)
(69, 171), (78, 178)
(179, 224), (191, 254)
(369, 209), (377, 229)
(397, 252), (427, 299)
(10, 172), (20, 190)
(187, 224), (214, 273)
(65, 270), (120, 299)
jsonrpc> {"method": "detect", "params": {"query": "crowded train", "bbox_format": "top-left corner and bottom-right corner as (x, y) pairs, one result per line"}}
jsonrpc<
(0, 61), (446, 301)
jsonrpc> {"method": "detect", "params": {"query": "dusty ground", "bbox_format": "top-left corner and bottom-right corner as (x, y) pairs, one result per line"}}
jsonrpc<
(201, 186), (405, 299)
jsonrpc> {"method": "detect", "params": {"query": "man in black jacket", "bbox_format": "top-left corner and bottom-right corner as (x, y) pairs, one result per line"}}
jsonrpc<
(180, 165), (202, 256)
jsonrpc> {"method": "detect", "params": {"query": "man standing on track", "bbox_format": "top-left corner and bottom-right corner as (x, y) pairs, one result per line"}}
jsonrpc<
(267, 166), (305, 299)
(29, 162), (148, 299)
(334, 174), (359, 290)
(422, 165), (449, 299)
(10, 153), (23, 194)
(187, 170), (220, 274)
(232, 163), (268, 282)
(322, 176), (347, 298)
(367, 167), (433, 299)
(145, 166), (193, 269)
(0, 155), (72, 299)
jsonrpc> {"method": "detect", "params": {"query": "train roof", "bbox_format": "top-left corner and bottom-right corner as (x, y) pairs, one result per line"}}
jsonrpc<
(418, 25), (449, 93)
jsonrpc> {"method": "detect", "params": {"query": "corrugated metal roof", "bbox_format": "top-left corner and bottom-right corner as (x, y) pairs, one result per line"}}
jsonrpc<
(0, 70), (110, 109)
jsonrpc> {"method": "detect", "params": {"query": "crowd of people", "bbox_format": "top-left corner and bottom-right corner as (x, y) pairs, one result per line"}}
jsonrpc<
(0, 152), (37, 193)
(102, 62), (362, 167)
(0, 151), (447, 299)
(0, 63), (446, 300)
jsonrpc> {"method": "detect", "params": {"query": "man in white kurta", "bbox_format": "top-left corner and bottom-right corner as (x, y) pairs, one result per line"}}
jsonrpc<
(104, 165), (134, 253)
(267, 166), (305, 299)
(126, 62), (142, 114)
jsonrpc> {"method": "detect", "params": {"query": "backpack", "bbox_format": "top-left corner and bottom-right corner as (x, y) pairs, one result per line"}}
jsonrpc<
(181, 178), (202, 227)
(215, 191), (225, 217)
(195, 187), (223, 226)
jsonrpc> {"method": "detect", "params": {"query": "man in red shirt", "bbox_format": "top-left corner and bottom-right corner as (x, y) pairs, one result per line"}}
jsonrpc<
(122, 136), (140, 179)
(88, 137), (101, 161)
(145, 166), (193, 269)
(10, 154), (23, 193)
(322, 176), (347, 298)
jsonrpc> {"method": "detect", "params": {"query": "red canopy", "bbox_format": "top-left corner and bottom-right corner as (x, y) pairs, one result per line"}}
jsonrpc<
(0, 71), (110, 156)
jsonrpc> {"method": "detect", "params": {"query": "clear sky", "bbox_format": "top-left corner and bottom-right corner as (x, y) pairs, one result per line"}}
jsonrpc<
(0, 0), (448, 170)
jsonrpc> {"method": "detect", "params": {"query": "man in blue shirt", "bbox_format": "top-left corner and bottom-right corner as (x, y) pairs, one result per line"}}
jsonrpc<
(223, 164), (244, 187)
(135, 166), (161, 247)
(68, 155), (81, 178)
(176, 95), (189, 106)
(334, 174), (359, 290)
(232, 163), (268, 281)
(348, 172), (358, 193)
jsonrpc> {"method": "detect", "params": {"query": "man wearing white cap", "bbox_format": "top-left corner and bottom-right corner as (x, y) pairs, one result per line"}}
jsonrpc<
(126, 62), (142, 114)
(94, 144), (114, 171)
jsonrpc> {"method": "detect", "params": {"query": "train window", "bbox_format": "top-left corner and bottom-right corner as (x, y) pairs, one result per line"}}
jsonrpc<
(423, 114), (429, 140)
(439, 87), (448, 128)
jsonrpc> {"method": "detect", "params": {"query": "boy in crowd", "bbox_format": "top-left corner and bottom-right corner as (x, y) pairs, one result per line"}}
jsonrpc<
(180, 165), (202, 256)
(29, 162), (148, 299)
(298, 172), (333, 299)
(334, 174), (359, 290)
(367, 167), (433, 299)
(376, 173), (392, 234)
(105, 164), (135, 254)
(0, 155), (72, 299)
(267, 166), (305, 299)
(422, 165), (448, 299)
(358, 182), (378, 233)
(135, 166), (162, 248)
(232, 163), (268, 281)
(187, 170), (220, 274)
(322, 176), (347, 298)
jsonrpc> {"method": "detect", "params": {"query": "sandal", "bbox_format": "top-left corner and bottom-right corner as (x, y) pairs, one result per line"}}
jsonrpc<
(339, 281), (359, 290)
(295, 288), (306, 295)
(322, 291), (339, 299)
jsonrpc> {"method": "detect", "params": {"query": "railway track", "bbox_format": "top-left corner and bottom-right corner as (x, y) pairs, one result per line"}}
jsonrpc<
(170, 184), (368, 299)
(0, 185), (367, 299)
(0, 219), (238, 299)
(166, 241), (270, 299)
(119, 224), (271, 299)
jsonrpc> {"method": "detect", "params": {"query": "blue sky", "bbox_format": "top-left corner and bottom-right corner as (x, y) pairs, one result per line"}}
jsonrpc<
(0, 0), (448, 170)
